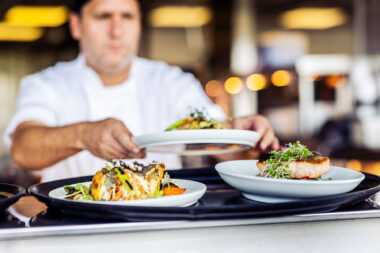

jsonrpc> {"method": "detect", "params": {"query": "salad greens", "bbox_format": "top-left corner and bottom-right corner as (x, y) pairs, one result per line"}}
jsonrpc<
(64, 183), (93, 201)
(165, 108), (225, 131)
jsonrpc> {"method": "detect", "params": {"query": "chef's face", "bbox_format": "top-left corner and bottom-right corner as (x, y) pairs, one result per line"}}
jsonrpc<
(70, 0), (141, 74)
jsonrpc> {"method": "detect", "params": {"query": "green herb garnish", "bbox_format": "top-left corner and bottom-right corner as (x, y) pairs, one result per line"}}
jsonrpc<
(261, 141), (313, 179)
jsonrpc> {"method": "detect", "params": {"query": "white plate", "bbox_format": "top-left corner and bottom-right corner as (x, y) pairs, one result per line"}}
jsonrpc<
(133, 129), (260, 155)
(49, 179), (206, 207)
(215, 160), (365, 203)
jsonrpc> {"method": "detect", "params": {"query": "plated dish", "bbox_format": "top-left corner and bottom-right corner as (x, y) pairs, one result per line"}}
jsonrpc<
(165, 109), (225, 131)
(133, 129), (259, 155)
(49, 179), (205, 207)
(29, 168), (380, 221)
(215, 160), (365, 203)
(48, 160), (206, 207)
(257, 141), (330, 180)
(215, 142), (364, 203)
(133, 109), (259, 155)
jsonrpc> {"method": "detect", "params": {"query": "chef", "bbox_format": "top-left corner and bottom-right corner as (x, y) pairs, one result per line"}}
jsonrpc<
(3, 0), (279, 181)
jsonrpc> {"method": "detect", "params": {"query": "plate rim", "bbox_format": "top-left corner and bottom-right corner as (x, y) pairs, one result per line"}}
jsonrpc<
(133, 129), (260, 148)
(0, 183), (26, 212)
(46, 178), (206, 207)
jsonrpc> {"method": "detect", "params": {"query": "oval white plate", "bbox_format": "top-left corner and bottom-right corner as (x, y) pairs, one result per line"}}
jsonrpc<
(49, 179), (206, 207)
(133, 129), (260, 155)
(215, 160), (365, 203)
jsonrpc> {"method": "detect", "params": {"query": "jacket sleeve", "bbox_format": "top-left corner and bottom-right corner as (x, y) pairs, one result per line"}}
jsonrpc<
(3, 74), (57, 148)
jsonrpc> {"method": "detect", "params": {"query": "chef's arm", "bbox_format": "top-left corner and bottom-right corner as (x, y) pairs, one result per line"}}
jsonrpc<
(10, 118), (144, 170)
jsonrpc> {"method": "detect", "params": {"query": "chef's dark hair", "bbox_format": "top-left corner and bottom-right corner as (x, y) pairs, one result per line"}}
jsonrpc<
(71, 0), (91, 15)
(71, 0), (142, 15)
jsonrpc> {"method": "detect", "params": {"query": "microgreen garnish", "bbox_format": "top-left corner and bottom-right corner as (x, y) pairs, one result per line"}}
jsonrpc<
(261, 141), (313, 179)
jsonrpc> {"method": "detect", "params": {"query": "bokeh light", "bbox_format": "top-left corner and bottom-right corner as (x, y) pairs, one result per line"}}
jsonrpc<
(246, 74), (267, 91)
(326, 74), (345, 88)
(224, 77), (243, 94)
(149, 6), (213, 28)
(346, 159), (362, 171)
(205, 80), (223, 97)
(5, 6), (69, 27)
(271, 70), (291, 87)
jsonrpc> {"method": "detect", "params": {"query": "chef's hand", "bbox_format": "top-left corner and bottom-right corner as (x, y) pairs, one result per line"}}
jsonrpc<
(80, 118), (145, 159)
(232, 115), (280, 152)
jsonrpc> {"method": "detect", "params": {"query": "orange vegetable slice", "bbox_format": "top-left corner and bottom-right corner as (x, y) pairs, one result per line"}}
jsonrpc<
(163, 187), (186, 196)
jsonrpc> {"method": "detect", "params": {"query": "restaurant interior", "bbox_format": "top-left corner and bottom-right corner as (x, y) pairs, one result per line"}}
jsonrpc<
(1, 0), (380, 251)
(0, 0), (380, 187)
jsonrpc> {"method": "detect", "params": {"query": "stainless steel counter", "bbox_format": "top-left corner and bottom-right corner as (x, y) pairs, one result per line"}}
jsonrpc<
(1, 187), (380, 252)
(1, 208), (380, 240)
(1, 215), (380, 252)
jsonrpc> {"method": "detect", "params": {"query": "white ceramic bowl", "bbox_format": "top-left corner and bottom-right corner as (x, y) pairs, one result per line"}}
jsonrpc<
(215, 160), (365, 203)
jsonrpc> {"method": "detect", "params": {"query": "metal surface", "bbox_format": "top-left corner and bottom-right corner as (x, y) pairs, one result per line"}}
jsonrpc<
(1, 206), (380, 241)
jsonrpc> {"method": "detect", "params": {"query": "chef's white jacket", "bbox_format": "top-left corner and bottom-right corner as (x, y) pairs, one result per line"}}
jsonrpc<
(3, 56), (225, 181)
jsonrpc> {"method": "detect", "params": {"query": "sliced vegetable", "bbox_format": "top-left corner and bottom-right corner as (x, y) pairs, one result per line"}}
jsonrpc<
(114, 168), (133, 194)
(163, 187), (186, 195)
(165, 118), (189, 131)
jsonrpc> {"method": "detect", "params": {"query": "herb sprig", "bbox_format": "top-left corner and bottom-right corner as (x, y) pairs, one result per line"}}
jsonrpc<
(261, 141), (313, 179)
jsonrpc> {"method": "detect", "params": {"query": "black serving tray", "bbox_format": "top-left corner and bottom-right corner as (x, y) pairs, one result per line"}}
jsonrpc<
(0, 183), (25, 213)
(28, 168), (380, 221)
(0, 210), (25, 228)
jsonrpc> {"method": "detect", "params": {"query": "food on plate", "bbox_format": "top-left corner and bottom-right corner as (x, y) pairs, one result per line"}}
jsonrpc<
(0, 192), (13, 199)
(165, 109), (225, 131)
(64, 160), (185, 201)
(256, 141), (330, 180)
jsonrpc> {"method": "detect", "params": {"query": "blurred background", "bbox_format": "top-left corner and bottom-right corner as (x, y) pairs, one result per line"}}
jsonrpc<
(1, 0), (380, 187)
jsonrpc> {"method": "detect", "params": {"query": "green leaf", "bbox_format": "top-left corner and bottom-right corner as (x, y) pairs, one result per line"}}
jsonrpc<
(165, 118), (188, 131)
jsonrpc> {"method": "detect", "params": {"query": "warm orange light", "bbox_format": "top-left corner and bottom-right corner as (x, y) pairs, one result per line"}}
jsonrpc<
(326, 74), (345, 88)
(149, 6), (212, 28)
(224, 77), (243, 94)
(205, 80), (223, 97)
(346, 159), (362, 172)
(246, 74), (267, 91)
(0, 23), (43, 41)
(271, 70), (291, 87)
(280, 8), (347, 30)
(362, 162), (380, 176)
(5, 6), (68, 27)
